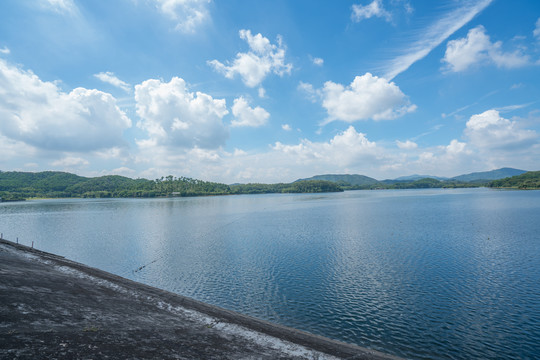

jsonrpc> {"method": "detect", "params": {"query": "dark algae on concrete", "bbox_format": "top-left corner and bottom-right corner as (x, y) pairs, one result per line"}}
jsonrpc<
(0, 238), (401, 360)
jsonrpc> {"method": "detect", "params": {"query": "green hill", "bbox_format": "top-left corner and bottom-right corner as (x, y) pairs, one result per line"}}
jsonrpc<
(452, 167), (526, 182)
(0, 171), (86, 191)
(0, 171), (343, 200)
(489, 171), (540, 189)
(297, 174), (381, 188)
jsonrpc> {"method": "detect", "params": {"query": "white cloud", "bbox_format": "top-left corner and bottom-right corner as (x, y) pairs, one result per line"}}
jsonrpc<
(108, 167), (137, 177)
(443, 25), (530, 72)
(494, 102), (535, 112)
(0, 58), (131, 152)
(312, 57), (324, 66)
(297, 81), (319, 103)
(321, 73), (416, 123)
(390, 138), (473, 178)
(94, 72), (131, 93)
(208, 29), (292, 88)
(135, 76), (228, 149)
(396, 112), (539, 178)
(153, 0), (211, 33)
(51, 156), (89, 167)
(273, 126), (380, 168)
(381, 0), (493, 80)
(445, 139), (467, 156)
(129, 111), (540, 184)
(133, 125), (391, 183)
(351, 0), (391, 22)
(43, 0), (77, 15)
(258, 87), (266, 98)
(403, 1), (414, 15)
(443, 26), (492, 72)
(464, 109), (537, 150)
(0, 134), (39, 170)
(0, 46), (10, 55)
(534, 18), (540, 39)
(396, 140), (418, 149)
(281, 124), (292, 131)
(231, 97), (270, 128)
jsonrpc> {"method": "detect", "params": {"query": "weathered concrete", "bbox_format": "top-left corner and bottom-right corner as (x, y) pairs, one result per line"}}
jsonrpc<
(0, 238), (402, 360)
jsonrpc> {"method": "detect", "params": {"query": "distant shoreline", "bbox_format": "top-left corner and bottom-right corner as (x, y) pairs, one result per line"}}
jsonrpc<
(1, 169), (538, 201)
(4, 185), (540, 204)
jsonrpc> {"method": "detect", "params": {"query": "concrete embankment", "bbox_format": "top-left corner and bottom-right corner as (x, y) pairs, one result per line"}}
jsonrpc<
(0, 238), (402, 360)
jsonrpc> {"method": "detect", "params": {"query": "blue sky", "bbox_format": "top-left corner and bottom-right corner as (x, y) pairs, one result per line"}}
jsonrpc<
(0, 0), (539, 183)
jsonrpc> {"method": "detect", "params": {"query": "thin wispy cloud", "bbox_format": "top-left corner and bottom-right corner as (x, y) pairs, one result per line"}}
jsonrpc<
(441, 89), (498, 118)
(43, 0), (78, 15)
(94, 72), (132, 93)
(381, 0), (493, 80)
(494, 102), (536, 113)
(410, 124), (444, 141)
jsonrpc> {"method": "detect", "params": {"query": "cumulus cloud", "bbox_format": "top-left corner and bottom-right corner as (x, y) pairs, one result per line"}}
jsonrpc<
(153, 0), (211, 33)
(231, 97), (269, 127)
(396, 140), (418, 149)
(281, 124), (292, 131)
(135, 76), (228, 149)
(351, 0), (391, 22)
(273, 126), (380, 167)
(388, 111), (539, 178)
(130, 111), (540, 184)
(445, 139), (468, 156)
(391, 138), (473, 178)
(0, 59), (131, 152)
(464, 109), (537, 150)
(321, 73), (416, 123)
(443, 25), (530, 72)
(94, 72), (131, 92)
(0, 46), (10, 55)
(208, 29), (292, 88)
(133, 125), (392, 183)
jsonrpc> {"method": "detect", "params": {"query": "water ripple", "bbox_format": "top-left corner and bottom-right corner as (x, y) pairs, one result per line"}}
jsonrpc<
(1, 190), (539, 359)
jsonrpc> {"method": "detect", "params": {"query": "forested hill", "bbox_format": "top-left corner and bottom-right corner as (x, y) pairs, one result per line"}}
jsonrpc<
(297, 168), (531, 190)
(2, 169), (538, 201)
(452, 167), (526, 182)
(297, 174), (380, 187)
(0, 171), (342, 200)
(488, 171), (540, 189)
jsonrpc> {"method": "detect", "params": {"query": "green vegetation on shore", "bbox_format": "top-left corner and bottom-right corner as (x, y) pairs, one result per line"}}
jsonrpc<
(0, 171), (343, 200)
(488, 171), (540, 189)
(1, 168), (538, 201)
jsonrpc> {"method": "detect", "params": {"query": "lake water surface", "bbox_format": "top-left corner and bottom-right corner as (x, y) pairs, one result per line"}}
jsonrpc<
(1, 188), (539, 359)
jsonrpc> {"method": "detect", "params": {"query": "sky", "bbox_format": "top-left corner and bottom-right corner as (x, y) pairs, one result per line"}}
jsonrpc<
(0, 0), (539, 183)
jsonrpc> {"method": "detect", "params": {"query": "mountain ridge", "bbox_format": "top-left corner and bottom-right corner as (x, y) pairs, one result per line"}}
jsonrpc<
(298, 167), (527, 185)
(296, 174), (380, 186)
(450, 167), (526, 182)
(0, 167), (536, 201)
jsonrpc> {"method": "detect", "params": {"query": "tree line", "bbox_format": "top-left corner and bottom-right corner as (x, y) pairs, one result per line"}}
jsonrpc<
(0, 171), (343, 201)
(1, 170), (538, 202)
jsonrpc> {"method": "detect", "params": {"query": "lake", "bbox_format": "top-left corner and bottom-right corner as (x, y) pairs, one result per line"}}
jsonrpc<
(1, 188), (539, 359)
